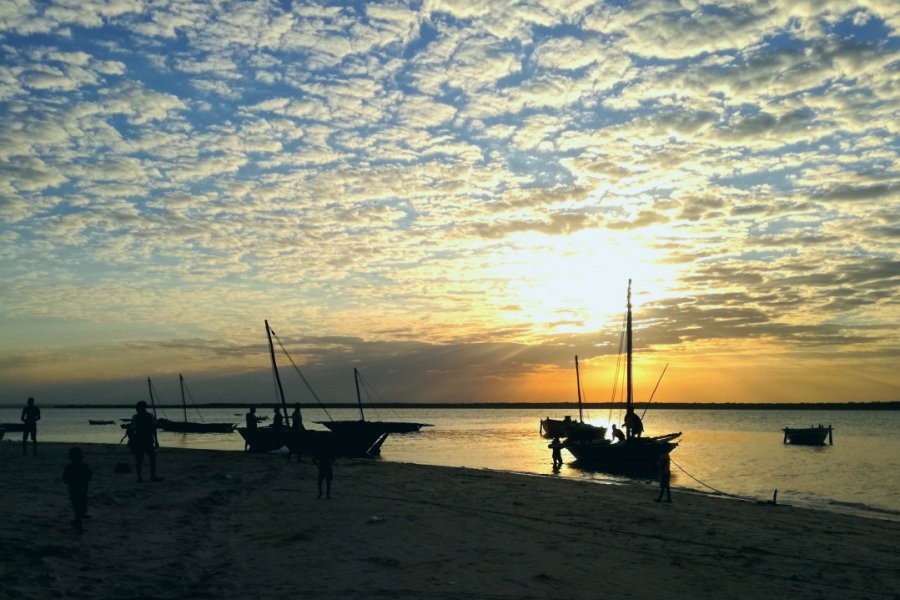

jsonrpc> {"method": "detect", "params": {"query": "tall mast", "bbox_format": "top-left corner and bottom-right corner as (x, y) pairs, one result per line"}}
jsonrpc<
(575, 355), (583, 423)
(354, 368), (365, 421)
(265, 320), (290, 422)
(146, 377), (158, 419)
(625, 279), (634, 437)
(179, 373), (187, 423)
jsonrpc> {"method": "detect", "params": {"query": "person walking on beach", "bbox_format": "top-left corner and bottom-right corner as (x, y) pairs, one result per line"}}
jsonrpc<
(655, 453), (672, 503)
(548, 436), (564, 470)
(129, 401), (161, 483)
(244, 407), (258, 451)
(313, 449), (334, 499)
(62, 447), (92, 533)
(21, 397), (41, 455)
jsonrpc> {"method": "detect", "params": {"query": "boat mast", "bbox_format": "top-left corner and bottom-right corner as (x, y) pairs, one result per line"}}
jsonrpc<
(575, 355), (583, 423)
(179, 374), (187, 423)
(354, 367), (365, 421)
(146, 377), (158, 419)
(625, 279), (634, 439)
(265, 320), (293, 426)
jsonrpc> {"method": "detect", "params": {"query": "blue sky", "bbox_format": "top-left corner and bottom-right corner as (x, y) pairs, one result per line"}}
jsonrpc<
(1, 0), (898, 405)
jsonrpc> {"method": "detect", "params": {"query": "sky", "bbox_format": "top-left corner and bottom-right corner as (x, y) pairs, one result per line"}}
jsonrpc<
(1, 0), (898, 407)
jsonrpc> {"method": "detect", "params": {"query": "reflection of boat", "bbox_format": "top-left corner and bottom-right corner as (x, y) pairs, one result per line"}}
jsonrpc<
(564, 280), (680, 477)
(783, 425), (833, 446)
(540, 356), (606, 441)
(88, 420), (115, 425)
(237, 321), (388, 457)
(315, 368), (432, 435)
(155, 374), (236, 434)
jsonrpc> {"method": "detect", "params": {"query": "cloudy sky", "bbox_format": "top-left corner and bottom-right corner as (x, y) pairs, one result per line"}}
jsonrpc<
(1, 0), (898, 407)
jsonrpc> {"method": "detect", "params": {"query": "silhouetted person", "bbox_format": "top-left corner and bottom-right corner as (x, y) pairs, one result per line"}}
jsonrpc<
(624, 411), (644, 438)
(313, 449), (334, 499)
(244, 407), (258, 451)
(289, 403), (304, 462)
(273, 408), (284, 430)
(655, 453), (672, 503)
(611, 424), (626, 443)
(548, 436), (564, 470)
(129, 401), (161, 482)
(21, 397), (40, 455)
(62, 446), (92, 533)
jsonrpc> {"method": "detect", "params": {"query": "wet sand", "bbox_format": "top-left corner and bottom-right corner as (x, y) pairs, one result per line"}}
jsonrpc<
(1, 441), (898, 599)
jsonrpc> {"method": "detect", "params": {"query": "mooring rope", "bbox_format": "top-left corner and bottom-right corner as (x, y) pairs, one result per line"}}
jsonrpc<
(669, 456), (763, 503)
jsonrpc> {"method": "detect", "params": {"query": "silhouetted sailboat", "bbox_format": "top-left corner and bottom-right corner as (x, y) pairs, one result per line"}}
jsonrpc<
(540, 356), (607, 441)
(154, 374), (236, 433)
(237, 320), (389, 457)
(315, 368), (432, 435)
(564, 280), (680, 476)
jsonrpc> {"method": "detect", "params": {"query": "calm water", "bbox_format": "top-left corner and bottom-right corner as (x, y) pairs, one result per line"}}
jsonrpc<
(3, 405), (898, 520)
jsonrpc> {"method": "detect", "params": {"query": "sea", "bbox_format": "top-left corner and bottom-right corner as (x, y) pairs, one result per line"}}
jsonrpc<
(3, 405), (898, 521)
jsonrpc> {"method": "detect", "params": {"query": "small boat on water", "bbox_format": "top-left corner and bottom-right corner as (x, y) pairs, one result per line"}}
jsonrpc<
(315, 368), (432, 435)
(540, 356), (607, 441)
(88, 420), (115, 425)
(783, 425), (833, 446)
(238, 320), (389, 457)
(563, 280), (681, 477)
(154, 374), (236, 434)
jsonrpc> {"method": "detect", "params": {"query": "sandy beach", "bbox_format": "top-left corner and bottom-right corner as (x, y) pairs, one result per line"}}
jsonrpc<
(1, 441), (898, 600)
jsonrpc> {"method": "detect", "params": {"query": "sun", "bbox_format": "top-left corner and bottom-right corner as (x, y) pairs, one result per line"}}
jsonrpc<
(486, 229), (677, 336)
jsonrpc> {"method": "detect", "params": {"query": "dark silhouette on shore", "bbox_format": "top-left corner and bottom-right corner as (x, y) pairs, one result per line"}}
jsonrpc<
(313, 449), (334, 499)
(244, 407), (258, 451)
(548, 436), (563, 470)
(273, 407), (284, 430)
(21, 397), (40, 455)
(62, 447), (92, 533)
(655, 453), (672, 503)
(128, 401), (161, 482)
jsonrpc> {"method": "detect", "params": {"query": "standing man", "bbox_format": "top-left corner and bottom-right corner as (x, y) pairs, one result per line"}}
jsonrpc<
(129, 401), (161, 483)
(244, 406), (258, 451)
(655, 453), (672, 503)
(548, 436), (564, 470)
(21, 397), (40, 455)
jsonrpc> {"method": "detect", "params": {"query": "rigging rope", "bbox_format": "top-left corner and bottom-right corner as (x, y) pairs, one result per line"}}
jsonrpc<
(271, 330), (333, 421)
(669, 457), (759, 503)
(607, 313), (627, 426)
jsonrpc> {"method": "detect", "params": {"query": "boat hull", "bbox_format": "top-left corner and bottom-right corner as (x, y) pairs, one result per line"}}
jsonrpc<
(88, 420), (115, 425)
(783, 427), (832, 445)
(0, 423), (25, 432)
(156, 419), (236, 433)
(237, 427), (388, 458)
(315, 420), (430, 435)
(564, 435), (680, 477)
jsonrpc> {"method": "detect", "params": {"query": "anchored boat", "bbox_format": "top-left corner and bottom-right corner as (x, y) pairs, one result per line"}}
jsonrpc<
(563, 280), (681, 477)
(783, 425), (833, 446)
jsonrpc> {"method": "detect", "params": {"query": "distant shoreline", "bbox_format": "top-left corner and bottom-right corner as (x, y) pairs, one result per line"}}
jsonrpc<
(5, 401), (899, 410)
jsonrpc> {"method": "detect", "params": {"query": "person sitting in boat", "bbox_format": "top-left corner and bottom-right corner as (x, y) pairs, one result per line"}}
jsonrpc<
(273, 408), (284, 429)
(611, 424), (626, 443)
(624, 411), (644, 438)
(291, 403), (302, 431)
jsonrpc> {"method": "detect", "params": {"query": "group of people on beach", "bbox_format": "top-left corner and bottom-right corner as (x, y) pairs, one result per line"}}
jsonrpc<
(12, 397), (336, 535)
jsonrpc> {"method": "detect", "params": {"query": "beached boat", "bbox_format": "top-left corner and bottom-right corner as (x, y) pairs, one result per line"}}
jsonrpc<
(0, 422), (25, 432)
(540, 356), (607, 441)
(315, 368), (432, 436)
(237, 320), (388, 457)
(88, 420), (115, 425)
(783, 425), (833, 446)
(154, 374), (236, 434)
(564, 280), (680, 477)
